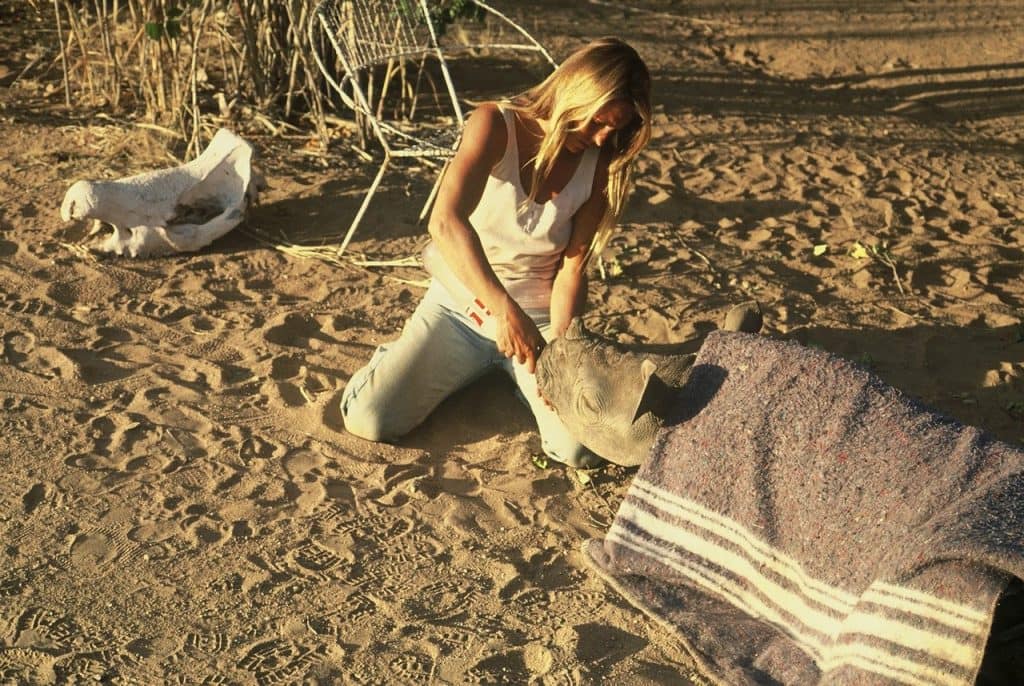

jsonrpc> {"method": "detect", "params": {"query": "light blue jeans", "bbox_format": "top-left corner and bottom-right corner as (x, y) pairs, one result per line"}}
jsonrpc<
(341, 283), (598, 468)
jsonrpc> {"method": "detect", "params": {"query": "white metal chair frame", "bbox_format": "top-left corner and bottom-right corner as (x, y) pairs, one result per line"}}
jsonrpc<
(309, 0), (556, 256)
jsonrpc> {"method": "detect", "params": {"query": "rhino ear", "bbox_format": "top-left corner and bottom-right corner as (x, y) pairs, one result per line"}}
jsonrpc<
(564, 317), (586, 340)
(631, 358), (669, 424)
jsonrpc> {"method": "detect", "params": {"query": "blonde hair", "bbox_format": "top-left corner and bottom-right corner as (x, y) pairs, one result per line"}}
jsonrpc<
(507, 37), (652, 264)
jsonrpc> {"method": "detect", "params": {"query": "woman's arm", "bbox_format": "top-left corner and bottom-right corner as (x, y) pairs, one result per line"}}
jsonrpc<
(428, 103), (545, 370)
(549, 148), (612, 338)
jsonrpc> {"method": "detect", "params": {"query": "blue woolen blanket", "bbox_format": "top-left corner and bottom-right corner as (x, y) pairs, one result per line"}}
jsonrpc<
(585, 331), (1024, 686)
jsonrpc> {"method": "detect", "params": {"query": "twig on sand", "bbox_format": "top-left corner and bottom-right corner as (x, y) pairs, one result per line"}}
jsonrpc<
(574, 469), (617, 527)
(875, 251), (905, 296)
(347, 254), (421, 268)
(59, 241), (99, 262)
(243, 228), (426, 287)
(678, 238), (717, 274)
(874, 247), (905, 296)
(879, 303), (916, 322)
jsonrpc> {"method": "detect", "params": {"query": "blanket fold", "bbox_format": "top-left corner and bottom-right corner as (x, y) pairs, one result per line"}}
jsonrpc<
(586, 331), (1024, 686)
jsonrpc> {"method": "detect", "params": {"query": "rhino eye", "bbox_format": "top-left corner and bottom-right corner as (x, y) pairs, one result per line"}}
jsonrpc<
(574, 385), (604, 424)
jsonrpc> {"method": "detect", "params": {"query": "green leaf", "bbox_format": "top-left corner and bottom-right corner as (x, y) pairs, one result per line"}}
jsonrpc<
(849, 241), (869, 260)
(166, 19), (182, 39)
(812, 244), (828, 256)
(531, 454), (549, 470)
(145, 21), (163, 40)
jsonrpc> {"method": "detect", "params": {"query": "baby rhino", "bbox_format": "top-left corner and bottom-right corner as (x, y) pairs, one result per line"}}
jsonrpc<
(536, 303), (762, 467)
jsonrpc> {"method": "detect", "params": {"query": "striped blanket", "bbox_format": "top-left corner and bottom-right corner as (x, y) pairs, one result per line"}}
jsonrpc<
(585, 331), (1024, 686)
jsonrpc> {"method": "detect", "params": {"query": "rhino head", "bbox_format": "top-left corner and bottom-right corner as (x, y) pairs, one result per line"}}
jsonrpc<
(535, 302), (762, 467)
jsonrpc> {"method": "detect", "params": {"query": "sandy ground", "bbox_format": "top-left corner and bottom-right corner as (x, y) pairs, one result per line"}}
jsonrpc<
(1, 0), (1023, 683)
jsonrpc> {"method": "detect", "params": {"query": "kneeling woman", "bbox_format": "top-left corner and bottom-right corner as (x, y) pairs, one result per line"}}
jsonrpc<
(341, 37), (652, 467)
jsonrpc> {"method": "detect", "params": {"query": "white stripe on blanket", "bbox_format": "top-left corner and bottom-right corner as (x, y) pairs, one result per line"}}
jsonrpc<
(608, 527), (968, 686)
(633, 479), (859, 612)
(613, 482), (988, 671)
(631, 479), (989, 633)
(865, 582), (989, 626)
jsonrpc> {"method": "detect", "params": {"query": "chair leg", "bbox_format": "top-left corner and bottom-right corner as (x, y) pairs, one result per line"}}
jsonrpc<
(338, 156), (390, 257)
(418, 158), (451, 225)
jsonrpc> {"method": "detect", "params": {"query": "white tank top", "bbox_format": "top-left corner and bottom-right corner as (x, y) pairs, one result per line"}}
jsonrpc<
(432, 105), (600, 321)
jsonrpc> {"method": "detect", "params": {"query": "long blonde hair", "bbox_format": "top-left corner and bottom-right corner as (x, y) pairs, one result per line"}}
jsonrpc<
(507, 37), (652, 264)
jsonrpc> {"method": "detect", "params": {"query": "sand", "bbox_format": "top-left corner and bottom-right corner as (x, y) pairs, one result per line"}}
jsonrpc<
(1, 0), (1023, 683)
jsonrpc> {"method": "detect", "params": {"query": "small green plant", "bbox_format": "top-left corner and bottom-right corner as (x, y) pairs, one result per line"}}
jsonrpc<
(428, 0), (485, 35)
(530, 454), (549, 470)
(849, 239), (904, 295)
(398, 0), (483, 36)
(144, 2), (201, 41)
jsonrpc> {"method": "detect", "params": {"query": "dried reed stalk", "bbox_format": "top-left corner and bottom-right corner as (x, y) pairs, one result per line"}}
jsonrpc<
(52, 0), (71, 106)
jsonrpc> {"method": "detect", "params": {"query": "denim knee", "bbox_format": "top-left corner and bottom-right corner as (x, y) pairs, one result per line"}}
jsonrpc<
(342, 403), (388, 442)
(341, 384), (394, 443)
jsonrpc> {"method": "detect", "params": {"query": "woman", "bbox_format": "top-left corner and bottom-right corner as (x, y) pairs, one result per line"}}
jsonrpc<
(341, 37), (652, 467)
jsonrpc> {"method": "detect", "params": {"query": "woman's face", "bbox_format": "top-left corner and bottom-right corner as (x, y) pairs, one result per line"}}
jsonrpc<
(564, 99), (636, 154)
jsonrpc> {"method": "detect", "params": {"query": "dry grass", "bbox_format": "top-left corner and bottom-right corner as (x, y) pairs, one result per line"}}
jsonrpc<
(43, 0), (332, 159)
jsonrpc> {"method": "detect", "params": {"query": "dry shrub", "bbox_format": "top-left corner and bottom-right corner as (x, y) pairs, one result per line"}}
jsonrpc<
(48, 0), (331, 156)
(35, 1), (534, 158)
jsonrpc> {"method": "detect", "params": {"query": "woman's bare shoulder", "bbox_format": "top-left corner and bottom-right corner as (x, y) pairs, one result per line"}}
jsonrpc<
(460, 102), (508, 162)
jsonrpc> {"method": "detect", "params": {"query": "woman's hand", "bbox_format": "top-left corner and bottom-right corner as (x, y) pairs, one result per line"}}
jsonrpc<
(495, 296), (545, 374)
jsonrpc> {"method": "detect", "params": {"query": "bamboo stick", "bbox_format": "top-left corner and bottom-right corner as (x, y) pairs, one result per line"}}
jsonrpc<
(52, 0), (71, 107)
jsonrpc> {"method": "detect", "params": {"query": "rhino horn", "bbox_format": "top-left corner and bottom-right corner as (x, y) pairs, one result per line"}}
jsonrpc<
(630, 358), (673, 424)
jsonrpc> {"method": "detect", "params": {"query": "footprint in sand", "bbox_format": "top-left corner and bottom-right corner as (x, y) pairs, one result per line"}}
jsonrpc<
(324, 506), (418, 544)
(113, 295), (190, 324)
(304, 600), (380, 640)
(267, 352), (335, 407)
(346, 644), (436, 685)
(388, 651), (437, 683)
(0, 648), (57, 685)
(508, 587), (555, 626)
(282, 447), (328, 513)
(0, 292), (56, 318)
(1, 331), (79, 380)
(236, 430), (288, 466)
(54, 647), (146, 684)
(185, 631), (230, 654)
(13, 607), (86, 652)
(236, 638), (319, 685)
(21, 482), (49, 515)
(331, 591), (379, 626)
(379, 531), (444, 567)
(0, 566), (30, 598)
(287, 539), (348, 577)
(464, 651), (531, 684)
(64, 411), (176, 475)
(68, 523), (150, 574)
(402, 571), (492, 621)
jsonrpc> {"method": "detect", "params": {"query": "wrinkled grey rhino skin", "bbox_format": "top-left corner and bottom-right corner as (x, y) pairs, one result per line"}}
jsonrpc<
(536, 302), (762, 467)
